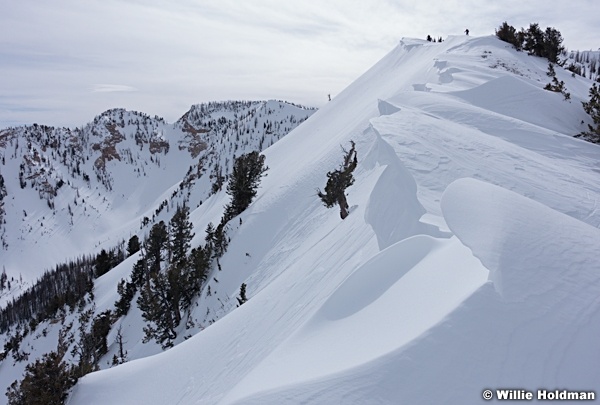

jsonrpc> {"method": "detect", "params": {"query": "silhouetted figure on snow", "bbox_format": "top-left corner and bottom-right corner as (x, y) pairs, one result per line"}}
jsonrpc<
(465, 28), (469, 35)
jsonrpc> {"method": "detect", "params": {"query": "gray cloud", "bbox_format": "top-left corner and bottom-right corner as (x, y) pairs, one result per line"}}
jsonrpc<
(92, 84), (138, 93)
(0, 0), (598, 128)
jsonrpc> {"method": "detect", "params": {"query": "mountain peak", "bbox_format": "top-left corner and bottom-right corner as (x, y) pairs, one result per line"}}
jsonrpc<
(0, 100), (316, 284)
(3, 35), (600, 405)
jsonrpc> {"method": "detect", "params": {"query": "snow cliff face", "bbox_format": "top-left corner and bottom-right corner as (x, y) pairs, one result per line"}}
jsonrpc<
(5, 34), (600, 405)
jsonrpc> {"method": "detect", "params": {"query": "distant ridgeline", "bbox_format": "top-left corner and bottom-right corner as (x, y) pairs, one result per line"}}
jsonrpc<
(0, 100), (315, 403)
(0, 100), (315, 262)
(2, 22), (600, 404)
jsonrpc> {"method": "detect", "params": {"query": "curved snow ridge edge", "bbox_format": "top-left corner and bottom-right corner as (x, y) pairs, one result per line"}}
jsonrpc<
(319, 234), (441, 321)
(441, 177), (600, 302)
(363, 125), (447, 249)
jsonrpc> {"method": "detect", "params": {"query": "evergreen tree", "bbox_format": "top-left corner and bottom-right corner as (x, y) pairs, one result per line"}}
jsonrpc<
(94, 249), (112, 278)
(0, 173), (6, 201)
(130, 258), (147, 287)
(496, 22), (522, 50)
(6, 350), (75, 405)
(544, 62), (570, 100)
(91, 310), (112, 359)
(0, 268), (7, 291)
(145, 221), (169, 275)
(166, 267), (182, 327)
(114, 278), (136, 317)
(169, 205), (194, 269)
(137, 270), (177, 348)
(71, 307), (96, 378)
(181, 247), (210, 309)
(224, 151), (268, 221)
(496, 22), (564, 63)
(210, 164), (225, 194)
(169, 204), (201, 314)
(212, 222), (228, 259)
(546, 62), (556, 77)
(317, 141), (358, 220)
(579, 83), (600, 143)
(137, 205), (209, 348)
(137, 222), (179, 348)
(5, 325), (75, 402)
(237, 283), (248, 306)
(190, 247), (210, 285)
(126, 235), (140, 256)
(523, 23), (545, 57)
(137, 207), (197, 348)
(204, 222), (216, 258)
(543, 27), (565, 64)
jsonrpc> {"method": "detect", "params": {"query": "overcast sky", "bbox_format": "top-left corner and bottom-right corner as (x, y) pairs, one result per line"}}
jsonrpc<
(1, 0), (598, 128)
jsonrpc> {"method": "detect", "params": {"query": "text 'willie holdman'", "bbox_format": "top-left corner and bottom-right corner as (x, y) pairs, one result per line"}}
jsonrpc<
(482, 389), (596, 400)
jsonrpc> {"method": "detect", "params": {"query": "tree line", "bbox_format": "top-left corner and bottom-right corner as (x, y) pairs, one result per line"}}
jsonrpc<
(0, 245), (125, 334)
(4, 150), (269, 404)
(496, 22), (600, 143)
(495, 22), (564, 63)
(115, 150), (268, 349)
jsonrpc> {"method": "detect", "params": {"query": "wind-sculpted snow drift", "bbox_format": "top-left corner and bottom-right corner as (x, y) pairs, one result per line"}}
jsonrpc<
(442, 178), (600, 303)
(220, 235), (487, 404)
(52, 35), (600, 405)
(363, 125), (447, 249)
(226, 178), (600, 405)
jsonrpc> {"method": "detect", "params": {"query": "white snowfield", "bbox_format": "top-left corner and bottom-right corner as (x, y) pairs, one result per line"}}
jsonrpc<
(67, 35), (600, 404)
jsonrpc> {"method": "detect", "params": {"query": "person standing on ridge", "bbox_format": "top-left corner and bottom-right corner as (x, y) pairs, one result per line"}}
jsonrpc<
(465, 28), (469, 35)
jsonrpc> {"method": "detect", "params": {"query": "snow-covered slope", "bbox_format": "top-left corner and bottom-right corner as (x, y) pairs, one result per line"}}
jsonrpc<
(19, 35), (600, 404)
(0, 100), (315, 286)
(0, 100), (316, 401)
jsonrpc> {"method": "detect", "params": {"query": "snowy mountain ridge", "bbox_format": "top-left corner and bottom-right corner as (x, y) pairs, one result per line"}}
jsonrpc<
(0, 100), (315, 288)
(3, 34), (600, 404)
